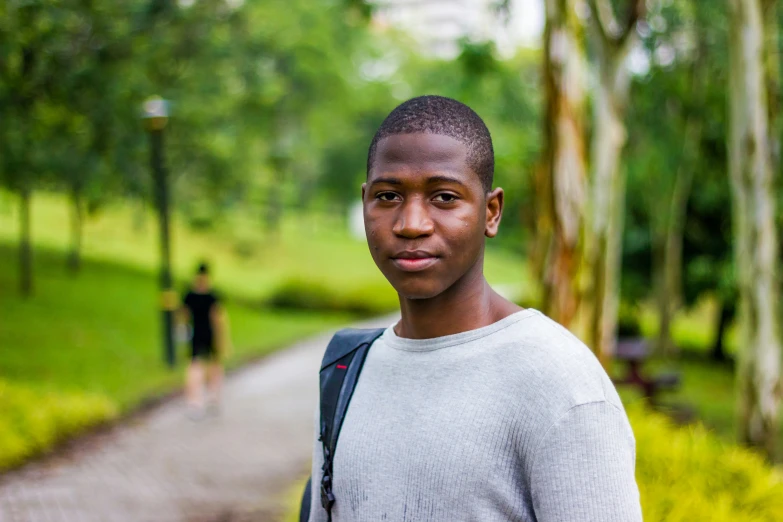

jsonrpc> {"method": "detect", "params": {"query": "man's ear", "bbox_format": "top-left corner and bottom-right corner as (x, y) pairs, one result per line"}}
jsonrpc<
(485, 187), (504, 238)
(361, 182), (367, 201)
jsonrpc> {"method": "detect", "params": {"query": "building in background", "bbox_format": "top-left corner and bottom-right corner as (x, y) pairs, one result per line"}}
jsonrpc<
(372, 0), (543, 58)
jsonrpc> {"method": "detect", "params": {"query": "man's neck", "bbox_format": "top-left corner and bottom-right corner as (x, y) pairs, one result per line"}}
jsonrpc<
(394, 264), (522, 340)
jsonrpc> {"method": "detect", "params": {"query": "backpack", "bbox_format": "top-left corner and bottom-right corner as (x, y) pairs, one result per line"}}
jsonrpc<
(299, 327), (386, 522)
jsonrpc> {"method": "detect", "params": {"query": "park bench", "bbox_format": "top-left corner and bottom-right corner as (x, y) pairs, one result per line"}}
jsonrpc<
(613, 338), (681, 403)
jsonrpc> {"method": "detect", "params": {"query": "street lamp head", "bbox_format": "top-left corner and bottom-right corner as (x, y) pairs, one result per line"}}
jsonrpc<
(142, 96), (170, 131)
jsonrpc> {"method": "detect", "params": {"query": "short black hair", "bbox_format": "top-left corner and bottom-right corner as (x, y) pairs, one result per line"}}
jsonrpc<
(197, 262), (209, 275)
(367, 95), (494, 192)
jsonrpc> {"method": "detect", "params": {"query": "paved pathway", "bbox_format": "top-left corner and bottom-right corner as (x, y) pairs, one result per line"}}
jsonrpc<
(0, 317), (394, 522)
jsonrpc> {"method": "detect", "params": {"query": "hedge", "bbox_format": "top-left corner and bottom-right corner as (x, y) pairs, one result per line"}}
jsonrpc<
(266, 277), (398, 316)
(629, 402), (783, 521)
(0, 379), (118, 471)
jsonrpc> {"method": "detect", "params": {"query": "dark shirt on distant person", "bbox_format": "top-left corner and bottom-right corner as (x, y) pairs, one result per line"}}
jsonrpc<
(183, 290), (219, 348)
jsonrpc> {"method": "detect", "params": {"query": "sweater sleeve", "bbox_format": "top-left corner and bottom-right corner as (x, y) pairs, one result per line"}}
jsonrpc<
(309, 407), (328, 522)
(529, 401), (642, 522)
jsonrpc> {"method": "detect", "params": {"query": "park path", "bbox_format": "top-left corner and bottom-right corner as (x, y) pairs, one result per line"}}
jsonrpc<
(0, 317), (394, 522)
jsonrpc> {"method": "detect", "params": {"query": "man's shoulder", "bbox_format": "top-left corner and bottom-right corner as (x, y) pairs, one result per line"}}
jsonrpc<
(489, 311), (621, 413)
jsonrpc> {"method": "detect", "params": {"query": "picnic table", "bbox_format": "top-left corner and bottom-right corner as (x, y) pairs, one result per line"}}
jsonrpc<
(613, 338), (680, 403)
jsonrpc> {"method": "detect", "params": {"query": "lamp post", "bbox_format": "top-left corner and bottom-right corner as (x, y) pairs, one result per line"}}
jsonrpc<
(142, 96), (176, 368)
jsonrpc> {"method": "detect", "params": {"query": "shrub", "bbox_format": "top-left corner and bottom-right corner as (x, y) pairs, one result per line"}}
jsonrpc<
(629, 401), (783, 521)
(267, 278), (397, 316)
(0, 379), (118, 471)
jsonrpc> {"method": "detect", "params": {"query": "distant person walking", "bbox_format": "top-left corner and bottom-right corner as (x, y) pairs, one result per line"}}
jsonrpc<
(179, 262), (229, 418)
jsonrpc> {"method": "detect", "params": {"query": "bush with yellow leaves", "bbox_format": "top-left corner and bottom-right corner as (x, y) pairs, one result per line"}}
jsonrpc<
(629, 401), (783, 521)
(0, 379), (118, 470)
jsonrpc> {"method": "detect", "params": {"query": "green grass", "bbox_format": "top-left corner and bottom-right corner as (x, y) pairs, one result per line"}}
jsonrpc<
(638, 296), (740, 356)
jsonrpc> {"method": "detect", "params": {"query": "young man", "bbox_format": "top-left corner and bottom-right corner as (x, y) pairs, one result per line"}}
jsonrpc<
(180, 263), (229, 418)
(309, 96), (641, 521)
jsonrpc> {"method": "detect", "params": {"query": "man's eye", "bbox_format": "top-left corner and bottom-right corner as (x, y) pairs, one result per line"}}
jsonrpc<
(433, 193), (458, 203)
(376, 192), (399, 202)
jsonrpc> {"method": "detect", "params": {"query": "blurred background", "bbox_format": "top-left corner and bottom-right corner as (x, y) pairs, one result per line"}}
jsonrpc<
(1, 0), (783, 520)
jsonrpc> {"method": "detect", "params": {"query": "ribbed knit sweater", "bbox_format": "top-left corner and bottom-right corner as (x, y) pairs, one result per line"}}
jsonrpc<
(309, 309), (642, 521)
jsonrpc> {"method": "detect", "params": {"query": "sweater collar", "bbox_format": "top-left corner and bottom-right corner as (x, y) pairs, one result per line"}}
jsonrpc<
(382, 309), (539, 352)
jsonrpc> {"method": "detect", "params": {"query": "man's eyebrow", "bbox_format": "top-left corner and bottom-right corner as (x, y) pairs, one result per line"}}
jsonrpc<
(425, 175), (466, 186)
(369, 177), (402, 186)
(369, 175), (467, 187)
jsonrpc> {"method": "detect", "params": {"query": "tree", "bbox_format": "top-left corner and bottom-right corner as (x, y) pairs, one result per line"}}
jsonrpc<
(623, 0), (720, 356)
(726, 0), (781, 458)
(538, 0), (588, 328)
(580, 0), (645, 365)
(621, 0), (739, 363)
(50, 1), (135, 273)
(0, 1), (73, 295)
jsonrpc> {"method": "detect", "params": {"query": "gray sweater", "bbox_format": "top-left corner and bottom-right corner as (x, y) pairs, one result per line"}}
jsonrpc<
(309, 309), (642, 521)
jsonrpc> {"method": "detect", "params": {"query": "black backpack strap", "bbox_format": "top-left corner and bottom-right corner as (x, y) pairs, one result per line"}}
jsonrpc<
(317, 327), (384, 520)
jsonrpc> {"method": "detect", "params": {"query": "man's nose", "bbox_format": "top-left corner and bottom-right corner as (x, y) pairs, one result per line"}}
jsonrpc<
(392, 198), (435, 238)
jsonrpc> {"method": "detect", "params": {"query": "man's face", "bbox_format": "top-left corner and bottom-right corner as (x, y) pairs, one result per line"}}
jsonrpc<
(363, 133), (503, 300)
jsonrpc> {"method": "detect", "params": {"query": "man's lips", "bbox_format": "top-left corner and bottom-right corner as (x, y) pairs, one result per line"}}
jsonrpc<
(390, 251), (439, 272)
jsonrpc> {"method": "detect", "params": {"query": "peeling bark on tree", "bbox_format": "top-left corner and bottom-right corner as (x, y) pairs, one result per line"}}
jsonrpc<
(539, 0), (588, 328)
(727, 0), (782, 460)
(580, 0), (644, 366)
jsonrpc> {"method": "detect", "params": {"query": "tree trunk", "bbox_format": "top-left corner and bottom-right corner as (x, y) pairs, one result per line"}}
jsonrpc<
(727, 0), (782, 459)
(539, 0), (588, 328)
(656, 120), (700, 357)
(579, 0), (644, 366)
(582, 55), (632, 367)
(68, 186), (84, 274)
(19, 185), (33, 297)
(763, 0), (780, 173)
(651, 234), (668, 352)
